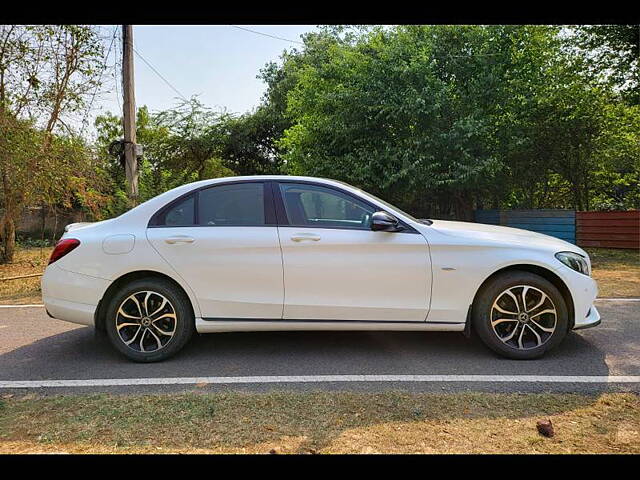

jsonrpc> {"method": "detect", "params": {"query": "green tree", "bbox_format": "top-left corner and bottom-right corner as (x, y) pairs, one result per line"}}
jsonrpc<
(255, 24), (637, 216)
(95, 100), (237, 217)
(574, 25), (639, 105)
(153, 98), (232, 182)
(0, 25), (105, 262)
(217, 105), (285, 175)
(277, 26), (564, 219)
(589, 103), (640, 210)
(95, 106), (173, 216)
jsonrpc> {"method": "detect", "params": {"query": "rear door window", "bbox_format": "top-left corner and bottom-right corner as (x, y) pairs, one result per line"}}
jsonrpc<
(198, 183), (265, 226)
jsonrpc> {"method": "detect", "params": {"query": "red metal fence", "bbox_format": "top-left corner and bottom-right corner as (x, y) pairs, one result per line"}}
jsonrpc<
(576, 210), (640, 249)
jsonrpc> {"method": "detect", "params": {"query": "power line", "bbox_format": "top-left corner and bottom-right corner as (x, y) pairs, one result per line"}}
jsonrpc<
(81, 26), (117, 135)
(230, 25), (304, 46)
(132, 46), (189, 102)
(113, 28), (124, 119)
(229, 25), (505, 56)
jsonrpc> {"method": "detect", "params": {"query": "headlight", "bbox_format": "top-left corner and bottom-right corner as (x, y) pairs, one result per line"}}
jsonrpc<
(555, 251), (590, 276)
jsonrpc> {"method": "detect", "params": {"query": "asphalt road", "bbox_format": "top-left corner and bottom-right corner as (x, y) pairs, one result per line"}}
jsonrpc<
(0, 300), (638, 395)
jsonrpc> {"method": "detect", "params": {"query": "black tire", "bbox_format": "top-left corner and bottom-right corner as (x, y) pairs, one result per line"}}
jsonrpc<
(93, 327), (108, 340)
(472, 271), (569, 360)
(105, 277), (194, 362)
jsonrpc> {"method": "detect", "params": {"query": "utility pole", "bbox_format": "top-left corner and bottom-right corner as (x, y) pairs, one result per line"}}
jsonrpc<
(122, 25), (139, 205)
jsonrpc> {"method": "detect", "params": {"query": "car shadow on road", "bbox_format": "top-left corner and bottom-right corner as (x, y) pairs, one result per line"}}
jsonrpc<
(0, 325), (611, 383)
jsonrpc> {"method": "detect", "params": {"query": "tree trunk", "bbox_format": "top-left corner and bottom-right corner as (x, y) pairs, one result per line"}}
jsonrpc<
(1, 214), (15, 263)
(51, 206), (58, 245)
(573, 182), (584, 211)
(584, 175), (591, 211)
(0, 167), (16, 263)
(454, 193), (474, 222)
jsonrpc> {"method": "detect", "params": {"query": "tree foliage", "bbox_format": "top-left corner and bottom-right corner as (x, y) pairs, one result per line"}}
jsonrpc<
(0, 25), (105, 262)
(254, 25), (640, 218)
(574, 24), (639, 105)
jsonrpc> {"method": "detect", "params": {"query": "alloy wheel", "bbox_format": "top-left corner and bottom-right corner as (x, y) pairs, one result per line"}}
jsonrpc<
(115, 291), (177, 353)
(490, 285), (557, 350)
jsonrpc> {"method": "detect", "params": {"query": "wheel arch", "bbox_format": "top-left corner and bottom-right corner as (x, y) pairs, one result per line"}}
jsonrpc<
(94, 270), (197, 331)
(471, 264), (575, 331)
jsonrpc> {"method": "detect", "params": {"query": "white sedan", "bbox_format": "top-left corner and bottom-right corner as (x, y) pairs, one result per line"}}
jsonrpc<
(42, 176), (600, 362)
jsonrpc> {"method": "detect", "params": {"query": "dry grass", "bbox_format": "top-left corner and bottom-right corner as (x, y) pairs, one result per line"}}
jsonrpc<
(0, 391), (638, 454)
(585, 248), (640, 298)
(0, 247), (52, 305)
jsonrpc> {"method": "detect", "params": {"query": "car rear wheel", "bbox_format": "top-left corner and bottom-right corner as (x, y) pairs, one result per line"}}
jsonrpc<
(472, 271), (569, 359)
(105, 278), (194, 362)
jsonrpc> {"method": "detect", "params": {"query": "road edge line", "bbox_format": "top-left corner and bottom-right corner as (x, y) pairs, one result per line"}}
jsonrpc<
(1, 374), (640, 389)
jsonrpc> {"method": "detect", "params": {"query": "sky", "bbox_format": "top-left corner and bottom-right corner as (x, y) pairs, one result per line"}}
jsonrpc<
(92, 25), (317, 130)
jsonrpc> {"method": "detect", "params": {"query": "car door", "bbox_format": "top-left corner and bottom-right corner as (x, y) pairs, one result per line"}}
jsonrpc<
(146, 181), (284, 319)
(275, 181), (431, 322)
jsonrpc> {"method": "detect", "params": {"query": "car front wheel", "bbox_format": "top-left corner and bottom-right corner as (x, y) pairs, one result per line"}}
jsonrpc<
(472, 271), (569, 359)
(105, 278), (194, 362)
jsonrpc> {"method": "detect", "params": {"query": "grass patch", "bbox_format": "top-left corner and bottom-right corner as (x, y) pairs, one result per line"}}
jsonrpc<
(585, 248), (640, 297)
(0, 391), (638, 454)
(0, 247), (52, 305)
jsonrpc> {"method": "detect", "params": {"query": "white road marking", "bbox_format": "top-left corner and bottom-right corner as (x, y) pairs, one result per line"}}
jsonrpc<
(1, 375), (639, 389)
(596, 298), (640, 302)
(0, 304), (44, 308)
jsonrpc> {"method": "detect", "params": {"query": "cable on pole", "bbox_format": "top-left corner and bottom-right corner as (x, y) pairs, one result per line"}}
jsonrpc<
(132, 46), (189, 102)
(230, 25), (304, 46)
(113, 27), (124, 119)
(80, 26), (118, 135)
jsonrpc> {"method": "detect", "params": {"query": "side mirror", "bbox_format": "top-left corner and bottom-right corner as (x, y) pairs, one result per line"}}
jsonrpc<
(371, 211), (403, 232)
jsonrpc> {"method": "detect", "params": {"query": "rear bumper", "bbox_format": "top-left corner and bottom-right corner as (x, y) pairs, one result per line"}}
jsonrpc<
(41, 264), (110, 326)
(43, 297), (97, 326)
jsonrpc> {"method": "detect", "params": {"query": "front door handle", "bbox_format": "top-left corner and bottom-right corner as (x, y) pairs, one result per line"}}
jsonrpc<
(164, 235), (195, 244)
(291, 233), (321, 242)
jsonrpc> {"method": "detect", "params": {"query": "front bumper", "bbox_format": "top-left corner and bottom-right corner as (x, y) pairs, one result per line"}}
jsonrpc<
(553, 263), (600, 331)
(573, 304), (601, 330)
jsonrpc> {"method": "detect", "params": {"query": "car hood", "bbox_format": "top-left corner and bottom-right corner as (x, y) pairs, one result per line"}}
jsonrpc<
(422, 219), (584, 254)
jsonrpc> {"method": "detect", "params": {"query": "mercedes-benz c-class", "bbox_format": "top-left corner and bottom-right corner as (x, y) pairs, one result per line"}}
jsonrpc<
(42, 176), (600, 362)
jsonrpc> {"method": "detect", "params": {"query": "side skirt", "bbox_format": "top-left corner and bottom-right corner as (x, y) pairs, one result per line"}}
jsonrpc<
(195, 318), (466, 334)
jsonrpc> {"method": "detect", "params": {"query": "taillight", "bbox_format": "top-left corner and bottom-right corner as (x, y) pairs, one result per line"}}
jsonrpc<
(48, 238), (81, 265)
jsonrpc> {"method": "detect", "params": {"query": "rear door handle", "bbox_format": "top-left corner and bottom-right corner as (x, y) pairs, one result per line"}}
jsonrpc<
(164, 235), (195, 244)
(291, 233), (321, 242)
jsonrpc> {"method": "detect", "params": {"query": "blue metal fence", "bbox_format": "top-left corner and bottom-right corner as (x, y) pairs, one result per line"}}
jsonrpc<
(474, 209), (576, 244)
